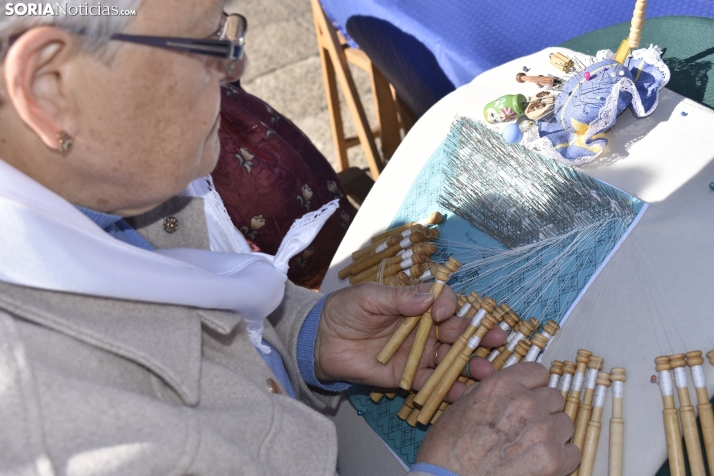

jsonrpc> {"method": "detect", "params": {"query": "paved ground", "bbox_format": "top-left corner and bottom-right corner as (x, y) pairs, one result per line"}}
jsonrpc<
(227, 0), (373, 172)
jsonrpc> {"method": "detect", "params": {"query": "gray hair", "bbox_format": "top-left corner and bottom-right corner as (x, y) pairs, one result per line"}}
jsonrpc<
(0, 0), (144, 52)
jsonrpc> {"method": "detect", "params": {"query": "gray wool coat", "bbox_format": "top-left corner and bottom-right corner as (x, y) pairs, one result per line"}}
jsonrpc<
(0, 196), (348, 476)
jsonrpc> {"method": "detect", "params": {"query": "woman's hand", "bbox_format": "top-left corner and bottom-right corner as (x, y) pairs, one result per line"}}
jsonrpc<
(314, 282), (506, 401)
(416, 363), (580, 476)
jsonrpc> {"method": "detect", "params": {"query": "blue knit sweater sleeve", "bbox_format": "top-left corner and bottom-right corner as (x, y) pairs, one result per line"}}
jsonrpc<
(296, 294), (350, 392)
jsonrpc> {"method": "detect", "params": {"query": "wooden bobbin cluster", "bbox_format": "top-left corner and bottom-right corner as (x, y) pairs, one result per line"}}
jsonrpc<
(372, 293), (562, 429)
(653, 351), (714, 476)
(547, 350), (624, 476)
(338, 212), (444, 285)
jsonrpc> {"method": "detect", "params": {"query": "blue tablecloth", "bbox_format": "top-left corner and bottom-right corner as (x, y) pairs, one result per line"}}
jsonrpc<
(321, 0), (714, 116)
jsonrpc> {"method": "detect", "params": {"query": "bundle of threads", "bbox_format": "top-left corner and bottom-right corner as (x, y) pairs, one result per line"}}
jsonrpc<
(371, 292), (561, 428)
(337, 212), (445, 286)
(546, 352), (625, 476)
(653, 351), (714, 476)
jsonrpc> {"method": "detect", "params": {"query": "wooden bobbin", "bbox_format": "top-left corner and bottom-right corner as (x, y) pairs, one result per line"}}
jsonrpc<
(338, 231), (425, 279)
(397, 393), (416, 420)
(577, 372), (611, 476)
(516, 73), (556, 88)
(559, 361), (577, 402)
(542, 319), (560, 338)
(483, 308), (520, 361)
(502, 339), (532, 369)
(399, 259), (461, 390)
(423, 228), (439, 240)
(655, 356), (686, 476)
(529, 317), (540, 332)
(687, 351), (714, 476)
(492, 319), (536, 371)
(670, 353), (706, 476)
(522, 333), (549, 363)
(486, 344), (506, 362)
(412, 308), (489, 408)
(370, 387), (386, 403)
(431, 401), (449, 424)
(455, 293), (468, 309)
(350, 251), (427, 285)
(707, 349), (714, 365)
(628, 0), (647, 49)
(609, 368), (626, 476)
(455, 293), (474, 318)
(564, 350), (592, 422)
(548, 361), (564, 389)
(382, 274), (404, 286)
(475, 304), (508, 359)
(370, 212), (444, 244)
(572, 356), (604, 451)
(406, 407), (421, 427)
(417, 315), (497, 425)
(376, 266), (451, 365)
(359, 248), (426, 282)
(352, 224), (426, 261)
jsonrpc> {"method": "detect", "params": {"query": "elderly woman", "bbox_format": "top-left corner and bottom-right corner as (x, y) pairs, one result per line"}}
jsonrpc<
(0, 0), (578, 475)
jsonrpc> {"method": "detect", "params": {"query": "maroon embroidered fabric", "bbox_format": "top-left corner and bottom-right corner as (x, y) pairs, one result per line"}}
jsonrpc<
(211, 82), (356, 289)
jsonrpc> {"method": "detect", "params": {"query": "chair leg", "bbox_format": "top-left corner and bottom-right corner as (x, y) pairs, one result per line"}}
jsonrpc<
(318, 46), (350, 171)
(370, 65), (401, 161)
(310, 0), (384, 179)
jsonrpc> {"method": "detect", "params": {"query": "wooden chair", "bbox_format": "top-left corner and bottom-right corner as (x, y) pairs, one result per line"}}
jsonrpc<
(310, 0), (415, 184)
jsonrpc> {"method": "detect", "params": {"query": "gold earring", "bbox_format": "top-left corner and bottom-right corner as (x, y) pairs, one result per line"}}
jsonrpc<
(57, 131), (73, 153)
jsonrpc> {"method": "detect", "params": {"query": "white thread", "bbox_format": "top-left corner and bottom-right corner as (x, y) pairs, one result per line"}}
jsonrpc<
(435, 279), (446, 285)
(457, 303), (472, 318)
(503, 354), (520, 369)
(400, 257), (414, 269)
(466, 309), (485, 328)
(499, 321), (511, 332)
(548, 374), (561, 389)
(506, 332), (526, 351)
(559, 373), (573, 393)
(571, 372), (585, 393)
(658, 370), (674, 397)
(593, 385), (607, 408)
(376, 259), (388, 285)
(673, 367), (688, 389)
(467, 335), (482, 349)
(584, 369), (598, 389)
(420, 269), (433, 280)
(691, 365), (706, 389)
(375, 242), (388, 253)
(401, 249), (414, 259)
(487, 349), (500, 362)
(399, 236), (412, 248)
(404, 268), (412, 277)
(541, 331), (553, 340)
(402, 230), (412, 239)
(612, 381), (624, 399)
(524, 345), (541, 362)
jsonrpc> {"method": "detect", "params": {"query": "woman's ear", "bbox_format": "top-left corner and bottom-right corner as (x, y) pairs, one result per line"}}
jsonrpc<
(4, 26), (79, 151)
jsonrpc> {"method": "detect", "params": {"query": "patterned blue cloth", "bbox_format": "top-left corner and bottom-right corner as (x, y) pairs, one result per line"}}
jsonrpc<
(538, 52), (668, 162)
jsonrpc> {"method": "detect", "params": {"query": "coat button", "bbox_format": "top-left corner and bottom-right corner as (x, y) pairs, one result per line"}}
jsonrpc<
(266, 378), (282, 394)
(163, 217), (179, 233)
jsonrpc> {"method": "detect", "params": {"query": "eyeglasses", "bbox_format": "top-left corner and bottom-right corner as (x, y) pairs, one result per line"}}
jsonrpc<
(110, 13), (247, 77)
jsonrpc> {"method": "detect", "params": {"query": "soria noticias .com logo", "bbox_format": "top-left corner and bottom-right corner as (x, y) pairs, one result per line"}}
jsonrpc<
(5, 3), (136, 16)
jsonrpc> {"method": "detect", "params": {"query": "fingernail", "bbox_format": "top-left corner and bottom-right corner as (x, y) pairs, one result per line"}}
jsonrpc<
(415, 293), (435, 305)
(435, 306), (448, 321)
